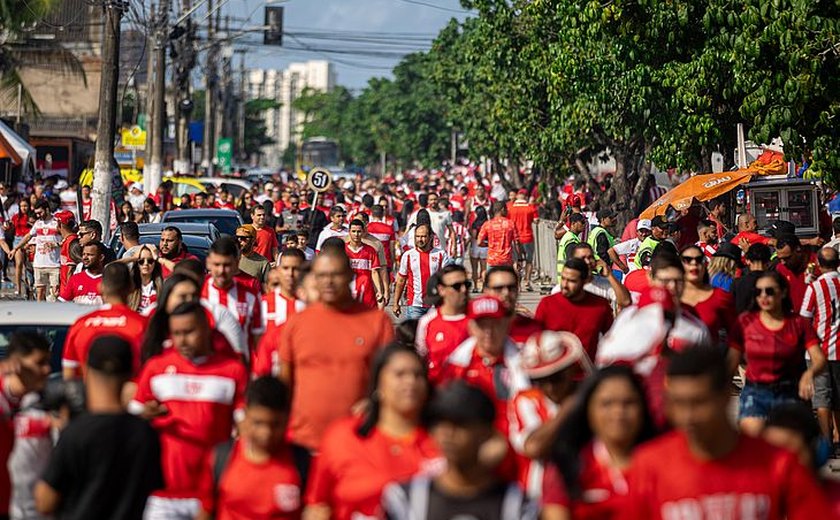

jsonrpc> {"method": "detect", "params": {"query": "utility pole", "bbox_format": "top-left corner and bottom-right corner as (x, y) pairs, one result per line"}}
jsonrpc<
(235, 49), (247, 163)
(144, 3), (156, 170)
(201, 0), (216, 175)
(92, 0), (123, 242)
(146, 0), (169, 193)
(173, 0), (194, 174)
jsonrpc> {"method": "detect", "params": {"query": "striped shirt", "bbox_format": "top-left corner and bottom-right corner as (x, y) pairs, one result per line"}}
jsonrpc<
(450, 221), (470, 259)
(696, 240), (718, 259)
(202, 279), (264, 354)
(261, 290), (305, 337)
(398, 247), (448, 307)
(800, 271), (840, 360)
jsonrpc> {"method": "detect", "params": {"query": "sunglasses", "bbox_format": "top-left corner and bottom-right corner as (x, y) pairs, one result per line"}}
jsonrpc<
(235, 235), (251, 241)
(754, 287), (777, 297)
(487, 283), (518, 292)
(681, 255), (705, 265)
(138, 258), (155, 266)
(442, 280), (472, 291)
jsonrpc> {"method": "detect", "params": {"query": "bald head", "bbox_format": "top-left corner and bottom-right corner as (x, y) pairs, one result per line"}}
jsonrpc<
(737, 213), (756, 232)
(818, 246), (839, 271)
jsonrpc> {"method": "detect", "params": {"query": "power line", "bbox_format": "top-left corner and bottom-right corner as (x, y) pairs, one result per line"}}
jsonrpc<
(393, 0), (473, 14)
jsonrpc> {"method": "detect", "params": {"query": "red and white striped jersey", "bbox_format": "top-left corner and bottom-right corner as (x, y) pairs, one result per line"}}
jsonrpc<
(415, 307), (470, 381)
(398, 247), (448, 307)
(367, 220), (397, 267)
(696, 240), (718, 259)
(202, 279), (263, 351)
(261, 290), (305, 337)
(801, 271), (840, 360)
(450, 221), (470, 259)
(346, 242), (381, 308)
(510, 388), (559, 498)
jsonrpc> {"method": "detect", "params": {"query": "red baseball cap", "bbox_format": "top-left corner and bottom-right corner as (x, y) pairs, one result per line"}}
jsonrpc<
(637, 286), (677, 315)
(467, 295), (510, 320)
(517, 188), (528, 195)
(54, 211), (74, 225)
(520, 331), (590, 379)
(569, 194), (583, 207)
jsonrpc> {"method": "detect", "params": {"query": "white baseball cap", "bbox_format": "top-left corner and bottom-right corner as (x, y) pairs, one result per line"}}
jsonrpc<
(637, 219), (652, 231)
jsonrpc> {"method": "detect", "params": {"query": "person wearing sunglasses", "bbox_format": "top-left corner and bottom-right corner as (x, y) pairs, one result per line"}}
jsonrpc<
(727, 271), (826, 436)
(416, 264), (471, 381)
(128, 245), (163, 313)
(483, 265), (543, 345)
(679, 244), (736, 349)
(235, 224), (270, 284)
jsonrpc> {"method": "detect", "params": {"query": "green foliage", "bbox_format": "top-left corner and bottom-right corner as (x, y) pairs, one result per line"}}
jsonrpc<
(244, 98), (281, 157)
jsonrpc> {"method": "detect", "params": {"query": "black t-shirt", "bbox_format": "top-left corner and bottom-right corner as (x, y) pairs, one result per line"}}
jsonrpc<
(41, 413), (163, 520)
(734, 270), (764, 314)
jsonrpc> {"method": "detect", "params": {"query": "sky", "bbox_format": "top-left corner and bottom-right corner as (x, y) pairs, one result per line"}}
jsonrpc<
(218, 0), (474, 90)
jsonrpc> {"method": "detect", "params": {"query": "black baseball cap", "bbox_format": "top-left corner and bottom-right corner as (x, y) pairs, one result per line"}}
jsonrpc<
(596, 209), (616, 221)
(651, 216), (670, 229)
(767, 220), (796, 238)
(429, 381), (495, 426)
(87, 335), (134, 377)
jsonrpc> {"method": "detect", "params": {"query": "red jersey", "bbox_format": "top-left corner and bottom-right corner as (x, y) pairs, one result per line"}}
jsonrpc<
(161, 249), (199, 277)
(800, 271), (840, 360)
(198, 440), (302, 520)
(59, 232), (78, 291)
(11, 212), (31, 237)
(449, 221), (470, 258)
(234, 270), (262, 296)
(414, 308), (470, 381)
(397, 247), (448, 307)
(346, 242), (381, 308)
(477, 217), (518, 266)
(510, 388), (558, 498)
(542, 443), (630, 519)
(58, 270), (103, 306)
(776, 262), (813, 311)
(689, 288), (736, 345)
(0, 375), (20, 513)
(510, 314), (544, 346)
(625, 431), (831, 519)
(435, 337), (526, 435)
(508, 201), (539, 244)
(729, 312), (818, 384)
(731, 230), (770, 247)
(695, 240), (717, 259)
(367, 221), (396, 267)
(254, 226), (279, 261)
(306, 417), (442, 520)
(129, 348), (247, 499)
(534, 292), (613, 360)
(62, 304), (147, 377)
(261, 290), (305, 337)
(202, 279), (264, 352)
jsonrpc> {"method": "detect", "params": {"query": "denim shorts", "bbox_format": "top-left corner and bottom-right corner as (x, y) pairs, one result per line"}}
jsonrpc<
(738, 381), (801, 420)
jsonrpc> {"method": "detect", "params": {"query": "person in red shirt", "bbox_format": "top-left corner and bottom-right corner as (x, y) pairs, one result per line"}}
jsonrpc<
(477, 201), (519, 268)
(158, 227), (198, 277)
(197, 377), (302, 520)
(202, 237), (264, 359)
(345, 219), (384, 309)
(774, 233), (818, 310)
(727, 270), (826, 436)
(541, 365), (657, 519)
(679, 244), (735, 347)
(482, 266), (542, 345)
(393, 224), (449, 320)
(251, 205), (279, 262)
(305, 344), (441, 520)
(416, 264), (471, 380)
(625, 348), (831, 519)
(730, 212), (772, 248)
(62, 262), (147, 379)
(1, 197), (32, 296)
(59, 241), (105, 306)
(434, 295), (525, 435)
(53, 211), (77, 294)
(129, 301), (248, 520)
(508, 190), (539, 290)
(367, 204), (397, 271)
(534, 258), (613, 360)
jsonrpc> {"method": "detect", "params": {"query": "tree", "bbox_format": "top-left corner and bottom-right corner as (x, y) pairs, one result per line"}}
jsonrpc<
(0, 0), (85, 114)
(244, 98), (281, 158)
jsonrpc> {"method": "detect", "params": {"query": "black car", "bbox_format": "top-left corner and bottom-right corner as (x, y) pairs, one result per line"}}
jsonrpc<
(109, 222), (220, 262)
(161, 209), (244, 237)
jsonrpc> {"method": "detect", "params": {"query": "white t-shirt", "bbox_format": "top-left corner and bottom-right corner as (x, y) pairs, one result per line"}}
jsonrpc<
(29, 218), (61, 268)
(612, 238), (642, 271)
(427, 210), (452, 247)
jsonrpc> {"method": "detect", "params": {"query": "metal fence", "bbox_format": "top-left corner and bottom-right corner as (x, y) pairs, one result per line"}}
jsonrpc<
(532, 219), (559, 288)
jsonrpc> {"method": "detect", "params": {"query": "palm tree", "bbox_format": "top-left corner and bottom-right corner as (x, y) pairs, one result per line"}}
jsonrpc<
(0, 0), (86, 115)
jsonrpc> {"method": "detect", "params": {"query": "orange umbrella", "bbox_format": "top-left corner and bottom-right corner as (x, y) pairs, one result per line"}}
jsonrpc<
(640, 169), (757, 219)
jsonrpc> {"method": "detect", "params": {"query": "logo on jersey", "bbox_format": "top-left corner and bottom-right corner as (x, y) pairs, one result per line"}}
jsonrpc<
(273, 484), (301, 511)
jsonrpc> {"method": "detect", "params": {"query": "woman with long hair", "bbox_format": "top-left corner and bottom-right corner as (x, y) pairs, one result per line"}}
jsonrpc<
(238, 192), (256, 223)
(143, 197), (162, 223)
(542, 366), (658, 520)
(727, 270), (825, 436)
(6, 197), (32, 295)
(128, 245), (163, 313)
(679, 244), (736, 347)
(469, 205), (489, 292)
(707, 244), (740, 292)
(304, 343), (440, 520)
(118, 201), (135, 224)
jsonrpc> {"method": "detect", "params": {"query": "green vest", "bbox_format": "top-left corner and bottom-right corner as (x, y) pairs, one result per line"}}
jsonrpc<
(634, 236), (661, 268)
(557, 230), (581, 280)
(587, 226), (615, 260)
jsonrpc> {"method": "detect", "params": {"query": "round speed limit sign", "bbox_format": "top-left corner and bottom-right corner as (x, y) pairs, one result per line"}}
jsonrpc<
(307, 168), (333, 192)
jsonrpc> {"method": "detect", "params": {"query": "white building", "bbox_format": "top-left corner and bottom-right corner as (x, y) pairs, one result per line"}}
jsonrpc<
(246, 60), (336, 166)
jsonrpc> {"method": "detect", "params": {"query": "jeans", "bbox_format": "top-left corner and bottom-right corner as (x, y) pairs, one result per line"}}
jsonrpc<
(405, 306), (429, 320)
(739, 381), (800, 420)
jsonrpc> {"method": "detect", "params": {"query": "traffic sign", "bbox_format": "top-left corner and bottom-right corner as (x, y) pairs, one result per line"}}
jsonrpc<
(121, 125), (147, 150)
(307, 167), (332, 192)
(217, 138), (233, 175)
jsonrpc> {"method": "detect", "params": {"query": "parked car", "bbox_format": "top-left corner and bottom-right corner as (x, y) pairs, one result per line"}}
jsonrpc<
(0, 302), (92, 372)
(109, 222), (220, 262)
(196, 177), (253, 200)
(161, 209), (243, 237)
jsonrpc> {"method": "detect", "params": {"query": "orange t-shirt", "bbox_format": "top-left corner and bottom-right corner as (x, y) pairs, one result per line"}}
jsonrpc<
(306, 417), (442, 520)
(477, 217), (519, 267)
(508, 201), (538, 243)
(279, 302), (394, 450)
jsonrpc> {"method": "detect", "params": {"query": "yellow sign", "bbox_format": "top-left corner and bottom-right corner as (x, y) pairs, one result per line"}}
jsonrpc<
(121, 125), (147, 150)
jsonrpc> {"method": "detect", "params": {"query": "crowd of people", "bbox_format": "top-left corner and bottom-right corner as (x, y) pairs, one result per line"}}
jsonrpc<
(0, 167), (838, 519)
